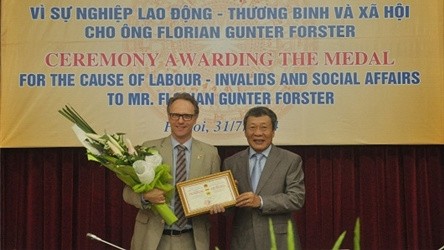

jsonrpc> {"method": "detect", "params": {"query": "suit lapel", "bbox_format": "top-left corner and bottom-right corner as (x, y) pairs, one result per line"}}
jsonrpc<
(236, 149), (252, 191)
(256, 145), (280, 193)
(189, 140), (204, 179)
(157, 136), (174, 168)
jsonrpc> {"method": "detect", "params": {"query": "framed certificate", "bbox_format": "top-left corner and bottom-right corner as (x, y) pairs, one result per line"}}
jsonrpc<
(176, 170), (239, 217)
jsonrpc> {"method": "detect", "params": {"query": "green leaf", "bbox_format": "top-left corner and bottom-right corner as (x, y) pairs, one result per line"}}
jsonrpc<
(332, 231), (346, 250)
(287, 220), (295, 250)
(269, 218), (277, 250)
(354, 218), (361, 250)
(58, 105), (96, 133)
(152, 203), (178, 226)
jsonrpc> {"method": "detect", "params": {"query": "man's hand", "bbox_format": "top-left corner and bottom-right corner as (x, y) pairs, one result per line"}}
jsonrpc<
(209, 204), (226, 214)
(143, 188), (166, 204)
(236, 192), (261, 208)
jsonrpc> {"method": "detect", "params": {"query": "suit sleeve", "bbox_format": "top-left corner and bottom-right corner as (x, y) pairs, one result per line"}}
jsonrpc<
(123, 185), (144, 209)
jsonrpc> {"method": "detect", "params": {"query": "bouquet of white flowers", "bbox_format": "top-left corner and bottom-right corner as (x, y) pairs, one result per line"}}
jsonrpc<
(59, 105), (177, 225)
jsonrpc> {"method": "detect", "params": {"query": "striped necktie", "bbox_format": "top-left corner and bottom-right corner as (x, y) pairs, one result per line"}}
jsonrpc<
(174, 144), (187, 228)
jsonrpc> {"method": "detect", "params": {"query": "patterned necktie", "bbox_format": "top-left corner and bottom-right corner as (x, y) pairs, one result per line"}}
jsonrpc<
(251, 153), (263, 192)
(174, 144), (187, 228)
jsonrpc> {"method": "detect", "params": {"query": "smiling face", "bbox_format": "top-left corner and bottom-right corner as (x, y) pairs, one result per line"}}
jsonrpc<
(244, 115), (275, 153)
(168, 99), (197, 144)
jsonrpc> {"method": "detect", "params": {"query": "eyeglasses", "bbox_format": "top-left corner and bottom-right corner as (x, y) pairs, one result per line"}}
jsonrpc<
(169, 113), (195, 121)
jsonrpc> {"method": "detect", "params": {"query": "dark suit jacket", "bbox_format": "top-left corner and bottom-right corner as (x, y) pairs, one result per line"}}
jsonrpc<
(223, 145), (305, 250)
(123, 136), (220, 250)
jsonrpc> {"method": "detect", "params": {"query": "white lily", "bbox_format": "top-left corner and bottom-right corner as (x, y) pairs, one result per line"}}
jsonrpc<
(133, 160), (155, 184)
(107, 141), (123, 156)
(145, 153), (163, 170)
(106, 134), (125, 153)
(125, 138), (137, 155)
(85, 133), (104, 142)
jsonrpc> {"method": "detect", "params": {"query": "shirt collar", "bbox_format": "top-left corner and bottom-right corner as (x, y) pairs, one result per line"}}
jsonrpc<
(249, 145), (272, 158)
(171, 137), (192, 150)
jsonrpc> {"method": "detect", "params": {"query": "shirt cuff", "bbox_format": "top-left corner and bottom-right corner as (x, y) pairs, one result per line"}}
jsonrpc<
(141, 195), (151, 209)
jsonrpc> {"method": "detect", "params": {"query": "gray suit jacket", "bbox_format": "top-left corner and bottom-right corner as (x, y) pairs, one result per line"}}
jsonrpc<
(123, 136), (220, 250)
(223, 145), (305, 250)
